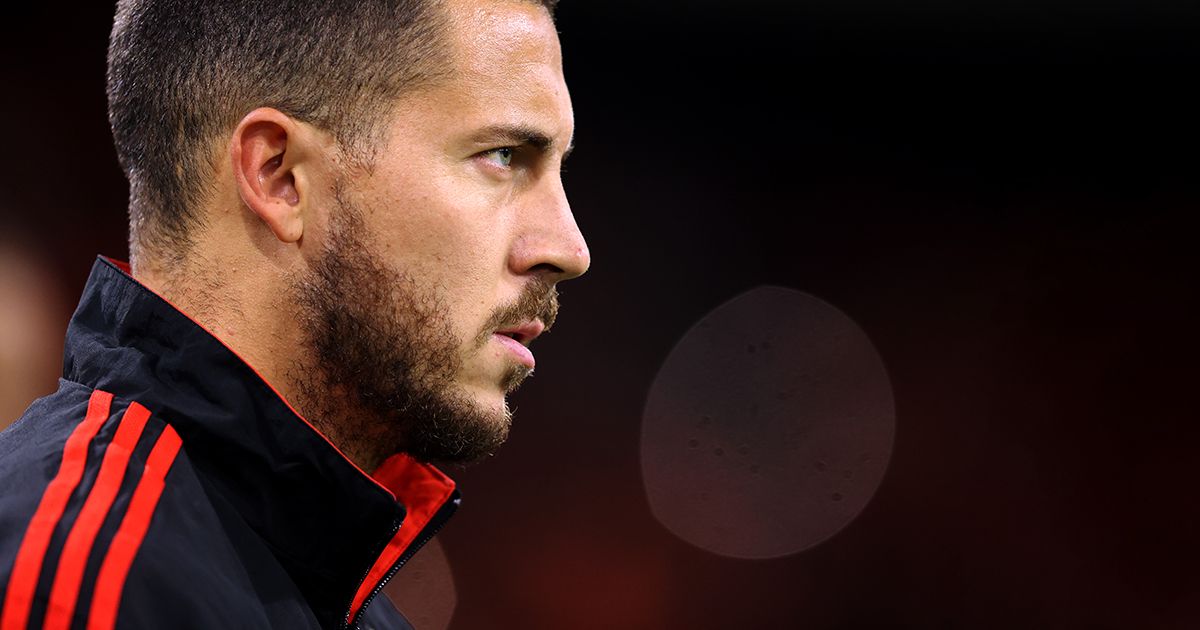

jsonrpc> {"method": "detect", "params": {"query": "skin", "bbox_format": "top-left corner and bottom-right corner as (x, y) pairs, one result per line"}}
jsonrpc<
(135, 0), (589, 472)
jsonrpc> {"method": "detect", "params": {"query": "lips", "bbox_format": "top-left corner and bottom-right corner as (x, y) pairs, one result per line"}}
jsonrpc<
(494, 320), (545, 346)
(493, 320), (544, 369)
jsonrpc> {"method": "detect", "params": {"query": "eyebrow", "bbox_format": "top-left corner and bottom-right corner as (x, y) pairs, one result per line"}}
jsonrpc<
(473, 124), (575, 161)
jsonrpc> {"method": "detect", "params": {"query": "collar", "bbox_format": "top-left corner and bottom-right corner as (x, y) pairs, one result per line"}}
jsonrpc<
(62, 257), (458, 628)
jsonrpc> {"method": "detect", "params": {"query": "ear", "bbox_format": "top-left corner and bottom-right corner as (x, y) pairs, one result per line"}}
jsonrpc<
(230, 108), (311, 244)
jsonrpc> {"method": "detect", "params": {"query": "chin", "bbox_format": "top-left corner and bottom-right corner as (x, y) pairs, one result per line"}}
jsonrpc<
(465, 362), (531, 401)
(473, 388), (513, 419)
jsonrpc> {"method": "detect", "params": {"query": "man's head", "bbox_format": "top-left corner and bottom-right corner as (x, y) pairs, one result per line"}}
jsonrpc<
(106, 0), (588, 470)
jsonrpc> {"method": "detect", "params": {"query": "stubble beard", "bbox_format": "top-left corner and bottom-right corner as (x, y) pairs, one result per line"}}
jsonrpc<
(287, 187), (541, 470)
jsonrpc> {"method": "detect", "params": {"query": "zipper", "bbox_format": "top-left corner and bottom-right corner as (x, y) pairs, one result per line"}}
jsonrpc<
(345, 490), (461, 629)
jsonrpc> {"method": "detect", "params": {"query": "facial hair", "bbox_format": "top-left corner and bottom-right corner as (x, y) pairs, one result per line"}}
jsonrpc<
(287, 184), (559, 469)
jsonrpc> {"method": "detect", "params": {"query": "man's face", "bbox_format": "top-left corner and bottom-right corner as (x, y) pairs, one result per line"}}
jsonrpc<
(292, 0), (588, 467)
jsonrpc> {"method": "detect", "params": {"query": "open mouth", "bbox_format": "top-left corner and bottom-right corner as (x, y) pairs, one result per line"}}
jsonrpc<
(494, 320), (545, 347)
(493, 331), (536, 369)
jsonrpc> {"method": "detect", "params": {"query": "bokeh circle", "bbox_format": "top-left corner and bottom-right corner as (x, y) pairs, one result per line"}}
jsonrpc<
(383, 538), (457, 630)
(641, 286), (895, 559)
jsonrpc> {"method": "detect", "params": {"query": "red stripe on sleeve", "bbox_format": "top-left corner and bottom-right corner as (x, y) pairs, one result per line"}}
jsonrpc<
(1, 389), (114, 630)
(42, 402), (152, 630)
(86, 425), (181, 630)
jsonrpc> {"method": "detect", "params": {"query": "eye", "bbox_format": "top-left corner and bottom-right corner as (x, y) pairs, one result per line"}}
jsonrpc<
(482, 147), (515, 168)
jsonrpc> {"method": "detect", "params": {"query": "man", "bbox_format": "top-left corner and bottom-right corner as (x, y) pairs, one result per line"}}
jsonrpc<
(0, 0), (588, 627)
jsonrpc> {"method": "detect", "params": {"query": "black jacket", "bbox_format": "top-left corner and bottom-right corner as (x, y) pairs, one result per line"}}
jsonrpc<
(0, 257), (459, 629)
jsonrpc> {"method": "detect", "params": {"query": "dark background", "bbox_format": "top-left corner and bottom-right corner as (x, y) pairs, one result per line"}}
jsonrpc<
(2, 2), (1198, 628)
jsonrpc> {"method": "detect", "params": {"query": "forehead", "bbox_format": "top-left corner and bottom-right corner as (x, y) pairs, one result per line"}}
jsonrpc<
(445, 0), (563, 73)
(397, 0), (572, 145)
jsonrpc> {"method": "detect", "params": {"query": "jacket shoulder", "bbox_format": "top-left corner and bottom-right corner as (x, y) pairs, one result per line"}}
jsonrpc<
(0, 386), (295, 629)
(102, 443), (296, 630)
(0, 380), (94, 531)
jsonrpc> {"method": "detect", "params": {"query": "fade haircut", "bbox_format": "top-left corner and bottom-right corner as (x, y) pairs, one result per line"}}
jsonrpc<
(107, 0), (558, 267)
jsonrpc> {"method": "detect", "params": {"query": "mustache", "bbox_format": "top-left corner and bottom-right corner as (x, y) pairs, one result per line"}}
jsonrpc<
(479, 277), (560, 342)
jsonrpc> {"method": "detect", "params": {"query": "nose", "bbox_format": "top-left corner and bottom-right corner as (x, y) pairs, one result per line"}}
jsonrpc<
(510, 175), (591, 282)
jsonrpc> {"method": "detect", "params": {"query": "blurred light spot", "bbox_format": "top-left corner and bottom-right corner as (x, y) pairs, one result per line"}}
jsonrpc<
(0, 242), (65, 430)
(383, 538), (456, 630)
(641, 286), (895, 559)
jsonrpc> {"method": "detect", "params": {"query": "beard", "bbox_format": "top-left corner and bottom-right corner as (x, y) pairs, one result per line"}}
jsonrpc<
(287, 183), (559, 470)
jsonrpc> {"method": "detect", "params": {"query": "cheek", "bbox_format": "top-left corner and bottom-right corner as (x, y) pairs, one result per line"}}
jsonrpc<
(385, 230), (501, 342)
(361, 173), (513, 332)
(370, 177), (499, 260)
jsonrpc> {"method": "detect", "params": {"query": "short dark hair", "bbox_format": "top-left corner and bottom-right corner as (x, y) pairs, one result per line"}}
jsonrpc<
(107, 0), (557, 266)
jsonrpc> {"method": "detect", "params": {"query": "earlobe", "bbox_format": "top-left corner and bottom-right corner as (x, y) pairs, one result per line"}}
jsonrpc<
(231, 108), (306, 244)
